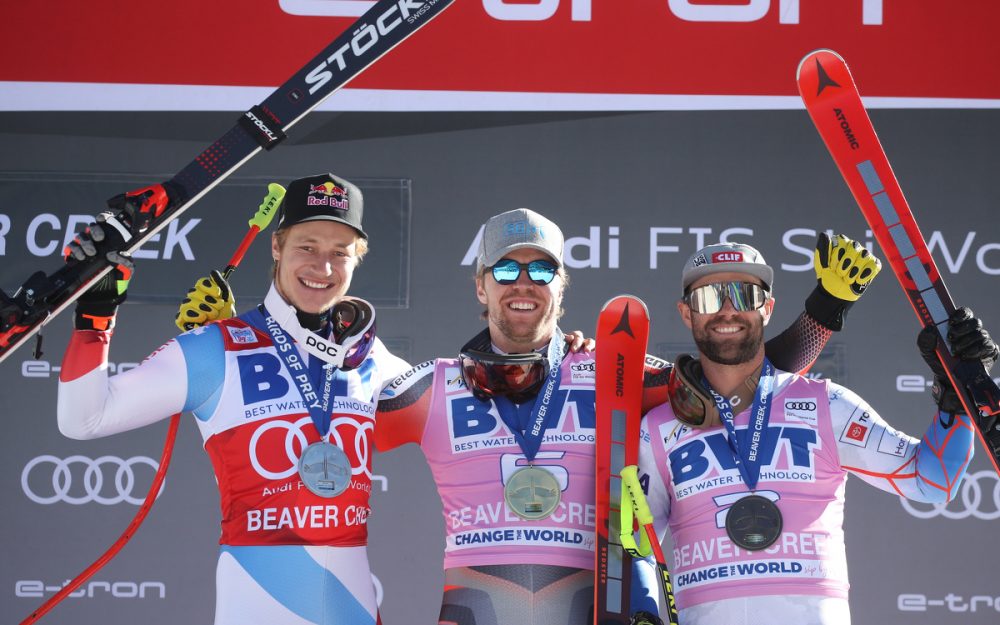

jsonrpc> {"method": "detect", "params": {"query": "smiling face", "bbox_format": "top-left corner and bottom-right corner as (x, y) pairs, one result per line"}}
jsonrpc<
(271, 220), (362, 314)
(476, 247), (565, 354)
(678, 271), (774, 366)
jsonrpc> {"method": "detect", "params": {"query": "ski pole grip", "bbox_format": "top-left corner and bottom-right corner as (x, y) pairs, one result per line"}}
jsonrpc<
(225, 183), (286, 273)
(621, 465), (654, 526)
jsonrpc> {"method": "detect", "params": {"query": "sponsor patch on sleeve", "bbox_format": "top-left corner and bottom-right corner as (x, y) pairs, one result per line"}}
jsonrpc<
(876, 425), (910, 457)
(227, 326), (258, 345)
(839, 407), (873, 447)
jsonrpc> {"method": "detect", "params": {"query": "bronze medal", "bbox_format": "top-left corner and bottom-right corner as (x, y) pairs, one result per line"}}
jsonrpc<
(725, 494), (782, 550)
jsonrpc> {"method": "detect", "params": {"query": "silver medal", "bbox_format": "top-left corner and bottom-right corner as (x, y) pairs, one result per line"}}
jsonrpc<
(298, 441), (352, 498)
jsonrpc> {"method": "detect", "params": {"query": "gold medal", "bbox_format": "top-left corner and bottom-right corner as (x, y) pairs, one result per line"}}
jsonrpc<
(503, 466), (561, 520)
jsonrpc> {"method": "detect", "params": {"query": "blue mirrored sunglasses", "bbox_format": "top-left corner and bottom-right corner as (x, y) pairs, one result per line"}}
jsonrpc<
(684, 281), (769, 314)
(490, 259), (558, 285)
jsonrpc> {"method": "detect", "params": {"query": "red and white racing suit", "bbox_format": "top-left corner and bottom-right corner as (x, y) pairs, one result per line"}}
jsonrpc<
(57, 285), (409, 625)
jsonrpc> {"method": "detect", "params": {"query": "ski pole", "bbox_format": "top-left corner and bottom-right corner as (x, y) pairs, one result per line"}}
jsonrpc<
(20, 184), (284, 625)
(223, 182), (285, 279)
(620, 465), (679, 625)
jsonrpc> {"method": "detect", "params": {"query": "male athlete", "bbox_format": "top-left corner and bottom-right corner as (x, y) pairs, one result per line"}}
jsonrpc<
(637, 241), (996, 624)
(58, 174), (408, 625)
(374, 208), (879, 625)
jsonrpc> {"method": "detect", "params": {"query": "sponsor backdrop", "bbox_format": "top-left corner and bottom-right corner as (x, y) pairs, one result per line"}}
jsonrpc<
(2, 2), (999, 625)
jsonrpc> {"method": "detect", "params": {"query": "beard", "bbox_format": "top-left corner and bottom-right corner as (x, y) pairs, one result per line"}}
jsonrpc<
(488, 297), (562, 351)
(693, 315), (765, 365)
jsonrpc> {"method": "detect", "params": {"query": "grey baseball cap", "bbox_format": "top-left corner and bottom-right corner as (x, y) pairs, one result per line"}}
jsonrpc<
(477, 208), (564, 269)
(681, 242), (773, 294)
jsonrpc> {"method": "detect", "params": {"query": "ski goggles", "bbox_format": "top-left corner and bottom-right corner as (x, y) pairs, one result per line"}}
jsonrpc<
(329, 297), (377, 370)
(459, 350), (549, 403)
(489, 259), (558, 286)
(683, 281), (769, 315)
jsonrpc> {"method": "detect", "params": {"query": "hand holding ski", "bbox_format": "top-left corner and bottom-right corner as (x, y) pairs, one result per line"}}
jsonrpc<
(796, 49), (1000, 474)
(594, 295), (650, 625)
(0, 0), (455, 363)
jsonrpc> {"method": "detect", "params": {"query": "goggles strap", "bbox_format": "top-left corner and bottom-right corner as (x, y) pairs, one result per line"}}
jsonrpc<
(668, 354), (761, 428)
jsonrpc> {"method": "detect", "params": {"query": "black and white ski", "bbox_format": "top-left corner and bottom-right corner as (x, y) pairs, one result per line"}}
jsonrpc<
(0, 0), (454, 363)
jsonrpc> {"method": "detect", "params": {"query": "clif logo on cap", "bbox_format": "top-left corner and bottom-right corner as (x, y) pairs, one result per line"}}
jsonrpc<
(712, 251), (744, 263)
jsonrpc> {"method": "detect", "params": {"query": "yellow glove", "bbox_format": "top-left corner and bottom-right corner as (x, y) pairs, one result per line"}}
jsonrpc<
(813, 233), (881, 301)
(175, 269), (236, 331)
(805, 233), (882, 331)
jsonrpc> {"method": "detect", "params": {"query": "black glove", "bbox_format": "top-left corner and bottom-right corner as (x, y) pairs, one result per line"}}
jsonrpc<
(65, 214), (135, 331)
(630, 611), (664, 625)
(918, 307), (999, 414)
(805, 232), (882, 331)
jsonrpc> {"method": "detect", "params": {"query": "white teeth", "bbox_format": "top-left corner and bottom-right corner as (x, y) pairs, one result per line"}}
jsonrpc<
(300, 279), (329, 289)
(509, 302), (536, 310)
(714, 326), (742, 334)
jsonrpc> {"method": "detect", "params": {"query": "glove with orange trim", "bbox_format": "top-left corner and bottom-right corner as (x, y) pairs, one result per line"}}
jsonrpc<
(65, 213), (134, 331)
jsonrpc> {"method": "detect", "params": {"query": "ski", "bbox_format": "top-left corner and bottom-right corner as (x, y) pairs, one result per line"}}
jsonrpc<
(0, 0), (455, 364)
(594, 295), (650, 625)
(796, 49), (1000, 475)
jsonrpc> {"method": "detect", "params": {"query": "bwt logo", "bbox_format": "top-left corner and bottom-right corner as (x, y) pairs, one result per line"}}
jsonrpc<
(670, 425), (817, 485)
(448, 389), (595, 439)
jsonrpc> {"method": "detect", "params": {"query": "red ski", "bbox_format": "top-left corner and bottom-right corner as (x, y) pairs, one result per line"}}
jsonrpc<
(797, 49), (1000, 475)
(594, 295), (650, 625)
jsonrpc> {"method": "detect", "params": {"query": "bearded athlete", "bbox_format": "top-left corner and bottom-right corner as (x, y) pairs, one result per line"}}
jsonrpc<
(374, 209), (878, 625)
(637, 242), (996, 625)
(57, 174), (409, 625)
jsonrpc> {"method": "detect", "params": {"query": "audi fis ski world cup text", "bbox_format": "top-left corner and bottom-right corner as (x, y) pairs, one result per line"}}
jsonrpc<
(460, 225), (1000, 275)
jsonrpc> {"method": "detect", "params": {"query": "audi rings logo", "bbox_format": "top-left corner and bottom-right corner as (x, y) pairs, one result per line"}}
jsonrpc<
(784, 401), (817, 411)
(22, 455), (162, 505)
(900, 470), (1000, 520)
(249, 415), (372, 480)
(571, 362), (596, 372)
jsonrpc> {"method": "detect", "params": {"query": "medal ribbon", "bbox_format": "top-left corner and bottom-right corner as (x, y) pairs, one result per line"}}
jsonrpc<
(261, 305), (346, 439)
(491, 330), (567, 462)
(704, 357), (775, 491)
